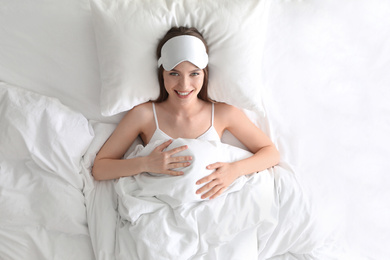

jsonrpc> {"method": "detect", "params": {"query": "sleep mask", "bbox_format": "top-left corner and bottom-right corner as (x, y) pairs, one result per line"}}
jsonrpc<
(158, 35), (208, 71)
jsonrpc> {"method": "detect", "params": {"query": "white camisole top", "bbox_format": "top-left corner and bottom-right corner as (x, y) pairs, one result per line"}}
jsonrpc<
(149, 103), (220, 144)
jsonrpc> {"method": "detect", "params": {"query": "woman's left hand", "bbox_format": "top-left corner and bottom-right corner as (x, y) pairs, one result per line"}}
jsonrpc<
(195, 162), (240, 200)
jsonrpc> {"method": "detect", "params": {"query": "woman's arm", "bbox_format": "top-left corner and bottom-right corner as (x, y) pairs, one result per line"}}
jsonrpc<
(93, 140), (190, 180)
(92, 105), (145, 180)
(196, 103), (280, 199)
(92, 104), (191, 181)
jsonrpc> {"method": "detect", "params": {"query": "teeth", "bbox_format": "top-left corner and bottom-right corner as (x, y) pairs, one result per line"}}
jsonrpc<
(177, 91), (191, 96)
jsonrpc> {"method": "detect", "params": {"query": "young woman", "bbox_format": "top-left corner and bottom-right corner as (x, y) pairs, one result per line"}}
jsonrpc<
(92, 26), (280, 200)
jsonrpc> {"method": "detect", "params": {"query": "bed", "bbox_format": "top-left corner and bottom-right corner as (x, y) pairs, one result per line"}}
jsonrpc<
(0, 0), (389, 259)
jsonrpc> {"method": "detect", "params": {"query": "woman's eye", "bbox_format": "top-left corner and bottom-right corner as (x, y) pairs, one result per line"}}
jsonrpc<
(169, 72), (179, 76)
(191, 72), (199, 76)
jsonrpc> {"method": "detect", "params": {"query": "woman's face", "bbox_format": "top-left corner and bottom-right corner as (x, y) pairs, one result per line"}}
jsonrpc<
(163, 61), (204, 103)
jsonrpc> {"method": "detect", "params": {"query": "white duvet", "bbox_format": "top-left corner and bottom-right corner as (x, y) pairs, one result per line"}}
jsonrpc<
(115, 139), (278, 260)
(110, 138), (333, 260)
(0, 83), (95, 260)
(117, 138), (255, 209)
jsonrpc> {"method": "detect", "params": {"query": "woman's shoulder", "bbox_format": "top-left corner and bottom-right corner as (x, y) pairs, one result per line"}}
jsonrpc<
(123, 102), (154, 123)
(132, 101), (153, 112)
(214, 102), (246, 128)
(214, 102), (243, 117)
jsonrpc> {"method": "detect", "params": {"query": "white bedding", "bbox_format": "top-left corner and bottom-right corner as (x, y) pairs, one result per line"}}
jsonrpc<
(1, 0), (389, 259)
(0, 83), (95, 259)
(118, 138), (253, 208)
(83, 132), (335, 259)
(115, 139), (277, 259)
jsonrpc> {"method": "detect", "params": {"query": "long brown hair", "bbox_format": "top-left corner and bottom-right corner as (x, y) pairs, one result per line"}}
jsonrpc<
(154, 26), (211, 103)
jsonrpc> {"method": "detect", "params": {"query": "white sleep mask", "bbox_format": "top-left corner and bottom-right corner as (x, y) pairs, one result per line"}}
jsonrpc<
(158, 35), (208, 70)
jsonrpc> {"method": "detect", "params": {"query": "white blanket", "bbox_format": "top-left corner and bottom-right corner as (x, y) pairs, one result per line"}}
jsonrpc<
(0, 83), (95, 260)
(118, 138), (255, 209)
(115, 139), (275, 259)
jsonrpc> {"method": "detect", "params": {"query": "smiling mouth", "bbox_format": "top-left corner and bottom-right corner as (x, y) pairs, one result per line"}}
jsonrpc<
(175, 90), (193, 97)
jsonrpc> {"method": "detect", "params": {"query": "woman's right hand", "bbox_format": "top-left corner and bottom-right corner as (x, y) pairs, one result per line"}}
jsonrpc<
(145, 139), (192, 176)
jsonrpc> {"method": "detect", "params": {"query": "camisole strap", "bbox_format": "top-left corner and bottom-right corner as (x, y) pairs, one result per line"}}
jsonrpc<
(152, 103), (160, 129)
(211, 103), (215, 126)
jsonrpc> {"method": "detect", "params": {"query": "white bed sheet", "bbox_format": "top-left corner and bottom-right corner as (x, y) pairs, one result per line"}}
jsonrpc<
(0, 83), (95, 260)
(82, 121), (118, 260)
(0, 0), (389, 259)
(262, 1), (390, 258)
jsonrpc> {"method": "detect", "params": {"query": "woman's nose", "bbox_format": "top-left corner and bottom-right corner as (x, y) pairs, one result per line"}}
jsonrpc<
(179, 76), (189, 88)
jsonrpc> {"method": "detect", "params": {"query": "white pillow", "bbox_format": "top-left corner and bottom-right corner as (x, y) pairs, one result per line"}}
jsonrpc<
(90, 0), (270, 116)
(116, 138), (253, 208)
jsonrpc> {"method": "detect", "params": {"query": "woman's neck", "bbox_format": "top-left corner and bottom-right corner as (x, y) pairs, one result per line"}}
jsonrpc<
(163, 97), (206, 118)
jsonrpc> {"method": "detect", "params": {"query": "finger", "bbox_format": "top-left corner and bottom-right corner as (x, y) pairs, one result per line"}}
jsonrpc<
(164, 169), (184, 176)
(196, 179), (217, 194)
(196, 172), (216, 185)
(206, 162), (221, 170)
(168, 162), (191, 170)
(170, 155), (192, 163)
(166, 145), (188, 156)
(210, 187), (226, 200)
(155, 139), (173, 152)
(201, 185), (223, 200)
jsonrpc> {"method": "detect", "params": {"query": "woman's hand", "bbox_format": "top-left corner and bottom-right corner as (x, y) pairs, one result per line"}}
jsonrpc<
(145, 139), (192, 176)
(195, 162), (240, 200)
